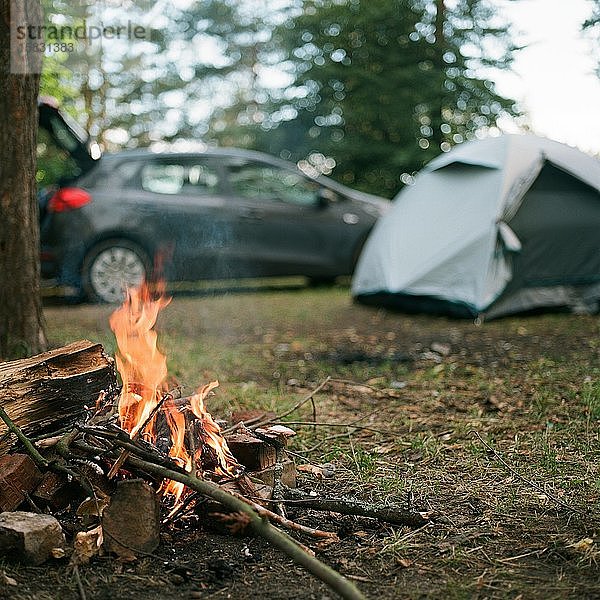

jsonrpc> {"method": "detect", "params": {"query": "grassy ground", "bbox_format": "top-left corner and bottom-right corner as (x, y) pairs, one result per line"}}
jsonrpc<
(2, 284), (599, 599)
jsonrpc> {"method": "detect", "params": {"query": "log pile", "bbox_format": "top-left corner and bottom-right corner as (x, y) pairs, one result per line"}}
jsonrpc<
(0, 342), (431, 600)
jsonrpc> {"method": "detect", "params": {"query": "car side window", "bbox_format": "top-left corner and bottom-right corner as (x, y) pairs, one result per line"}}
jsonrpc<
(229, 164), (319, 206)
(141, 162), (219, 195)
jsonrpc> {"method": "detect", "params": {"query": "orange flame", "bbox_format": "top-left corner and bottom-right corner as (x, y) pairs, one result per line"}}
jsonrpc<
(188, 382), (240, 478)
(109, 282), (170, 440)
(109, 280), (240, 505)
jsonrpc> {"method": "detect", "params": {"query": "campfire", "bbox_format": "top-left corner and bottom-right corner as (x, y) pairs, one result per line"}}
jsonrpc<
(0, 281), (429, 599)
(106, 281), (242, 507)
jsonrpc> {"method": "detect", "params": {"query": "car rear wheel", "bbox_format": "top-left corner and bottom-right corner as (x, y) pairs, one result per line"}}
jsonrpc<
(82, 240), (150, 303)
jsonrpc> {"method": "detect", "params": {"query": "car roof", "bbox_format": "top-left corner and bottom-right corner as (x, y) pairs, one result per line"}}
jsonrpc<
(102, 147), (389, 204)
(103, 147), (305, 170)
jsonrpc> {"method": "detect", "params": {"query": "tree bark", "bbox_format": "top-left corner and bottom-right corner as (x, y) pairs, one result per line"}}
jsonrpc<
(0, 0), (48, 359)
(431, 0), (447, 152)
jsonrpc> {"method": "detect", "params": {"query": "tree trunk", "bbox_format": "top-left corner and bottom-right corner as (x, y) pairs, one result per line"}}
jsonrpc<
(0, 0), (48, 359)
(431, 0), (447, 152)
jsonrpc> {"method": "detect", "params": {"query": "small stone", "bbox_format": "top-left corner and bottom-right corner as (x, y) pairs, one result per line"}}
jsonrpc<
(390, 380), (407, 389)
(321, 463), (336, 479)
(430, 342), (451, 356)
(0, 511), (66, 565)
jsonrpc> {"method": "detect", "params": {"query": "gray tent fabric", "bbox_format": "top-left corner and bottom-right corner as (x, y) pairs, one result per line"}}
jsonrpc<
(352, 134), (600, 318)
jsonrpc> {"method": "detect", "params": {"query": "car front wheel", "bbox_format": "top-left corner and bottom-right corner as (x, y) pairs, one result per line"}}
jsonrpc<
(82, 239), (150, 303)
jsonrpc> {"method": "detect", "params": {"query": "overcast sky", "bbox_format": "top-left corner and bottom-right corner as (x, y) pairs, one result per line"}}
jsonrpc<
(495, 0), (600, 155)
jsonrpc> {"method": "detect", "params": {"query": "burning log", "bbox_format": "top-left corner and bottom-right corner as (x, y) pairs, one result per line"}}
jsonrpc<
(226, 432), (277, 471)
(0, 340), (118, 455)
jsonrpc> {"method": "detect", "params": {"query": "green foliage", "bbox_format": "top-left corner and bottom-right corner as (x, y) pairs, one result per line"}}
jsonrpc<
(38, 0), (289, 151)
(583, 0), (600, 76)
(244, 0), (521, 197)
(37, 0), (521, 198)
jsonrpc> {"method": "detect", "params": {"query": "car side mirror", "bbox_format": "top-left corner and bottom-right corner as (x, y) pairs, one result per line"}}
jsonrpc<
(316, 187), (337, 208)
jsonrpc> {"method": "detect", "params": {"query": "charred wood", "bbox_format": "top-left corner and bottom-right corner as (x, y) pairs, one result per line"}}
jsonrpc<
(281, 487), (431, 528)
(0, 454), (43, 511)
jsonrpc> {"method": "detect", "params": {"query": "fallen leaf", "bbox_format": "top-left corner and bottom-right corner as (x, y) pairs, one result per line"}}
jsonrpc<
(1, 572), (17, 586)
(71, 525), (103, 566)
(297, 464), (323, 478)
(570, 538), (594, 552)
(51, 547), (66, 559)
(77, 495), (110, 518)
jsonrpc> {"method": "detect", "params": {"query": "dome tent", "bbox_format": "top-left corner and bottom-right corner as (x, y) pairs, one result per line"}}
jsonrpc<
(352, 134), (600, 319)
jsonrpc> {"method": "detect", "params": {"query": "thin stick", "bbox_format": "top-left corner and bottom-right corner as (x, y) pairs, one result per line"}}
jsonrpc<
(470, 430), (584, 516)
(235, 494), (339, 541)
(222, 414), (270, 435)
(0, 406), (49, 467)
(280, 487), (431, 528)
(276, 421), (388, 435)
(73, 565), (87, 600)
(107, 391), (171, 479)
(298, 431), (354, 454)
(329, 378), (401, 397)
(162, 492), (202, 525)
(224, 378), (331, 435)
(137, 391), (171, 439)
(34, 435), (64, 449)
(30, 425), (75, 442)
(79, 429), (182, 472)
(265, 377), (331, 424)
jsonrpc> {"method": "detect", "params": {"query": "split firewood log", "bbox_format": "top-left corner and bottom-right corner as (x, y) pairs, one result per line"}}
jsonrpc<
(0, 340), (118, 455)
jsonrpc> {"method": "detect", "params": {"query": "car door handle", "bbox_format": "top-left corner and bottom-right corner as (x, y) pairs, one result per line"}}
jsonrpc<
(240, 208), (263, 220)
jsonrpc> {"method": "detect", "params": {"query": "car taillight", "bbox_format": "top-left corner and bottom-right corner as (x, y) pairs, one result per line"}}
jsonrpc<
(47, 187), (92, 213)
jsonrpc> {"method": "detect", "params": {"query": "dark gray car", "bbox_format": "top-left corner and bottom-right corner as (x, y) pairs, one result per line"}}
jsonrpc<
(39, 107), (389, 303)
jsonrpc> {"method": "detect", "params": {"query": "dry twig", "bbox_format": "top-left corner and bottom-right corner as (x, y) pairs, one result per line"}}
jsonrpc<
(279, 487), (431, 528)
(470, 430), (585, 516)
